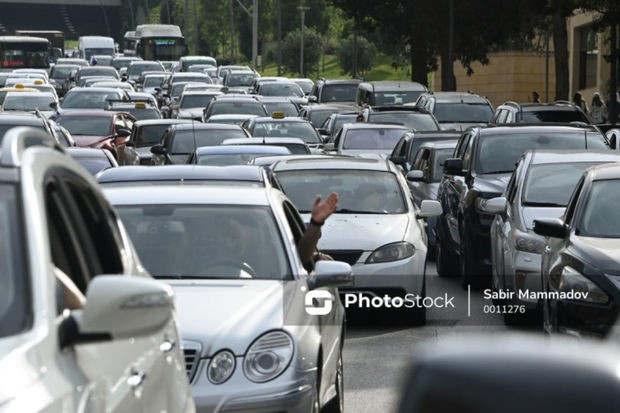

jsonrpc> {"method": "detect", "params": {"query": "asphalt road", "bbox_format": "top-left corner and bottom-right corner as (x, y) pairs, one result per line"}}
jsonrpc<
(343, 262), (542, 413)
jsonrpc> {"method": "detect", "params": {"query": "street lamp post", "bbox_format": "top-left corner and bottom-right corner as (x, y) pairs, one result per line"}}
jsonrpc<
(298, 5), (309, 77)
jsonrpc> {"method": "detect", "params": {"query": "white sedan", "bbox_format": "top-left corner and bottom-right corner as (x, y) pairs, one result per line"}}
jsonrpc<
(271, 156), (442, 325)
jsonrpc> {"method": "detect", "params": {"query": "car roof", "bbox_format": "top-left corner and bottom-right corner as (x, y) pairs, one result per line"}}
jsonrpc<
(0, 112), (45, 125)
(271, 156), (393, 172)
(171, 123), (244, 131)
(222, 137), (305, 144)
(409, 130), (462, 139)
(251, 116), (309, 123)
(361, 81), (427, 91)
(418, 141), (458, 150)
(479, 124), (601, 135)
(250, 153), (346, 166)
(589, 163), (620, 181)
(528, 149), (620, 165)
(195, 145), (290, 155)
(134, 119), (194, 127)
(97, 165), (268, 184)
(103, 185), (272, 206)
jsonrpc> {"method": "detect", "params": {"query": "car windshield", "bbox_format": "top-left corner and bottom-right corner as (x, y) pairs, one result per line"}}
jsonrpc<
(56, 117), (111, 136)
(578, 180), (620, 238)
(171, 129), (247, 153)
(433, 103), (493, 123)
(263, 102), (299, 117)
(116, 204), (291, 279)
(368, 113), (439, 131)
(135, 124), (170, 146)
(520, 110), (590, 123)
(226, 73), (257, 87)
(476, 132), (608, 174)
(50, 65), (77, 79)
(375, 91), (424, 105)
(522, 162), (599, 207)
(276, 169), (407, 214)
(259, 83), (303, 97)
(143, 76), (165, 88)
(209, 101), (266, 116)
(3, 95), (55, 111)
(0, 184), (29, 338)
(321, 84), (357, 102)
(343, 128), (406, 150)
(252, 121), (320, 143)
(180, 94), (216, 109)
(61, 91), (121, 109)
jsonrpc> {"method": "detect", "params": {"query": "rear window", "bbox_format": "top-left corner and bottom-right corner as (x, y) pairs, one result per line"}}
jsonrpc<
(519, 110), (590, 124)
(476, 132), (608, 174)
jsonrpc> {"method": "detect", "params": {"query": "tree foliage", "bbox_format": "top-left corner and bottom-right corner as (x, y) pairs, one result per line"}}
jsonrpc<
(281, 27), (323, 76)
(337, 35), (377, 76)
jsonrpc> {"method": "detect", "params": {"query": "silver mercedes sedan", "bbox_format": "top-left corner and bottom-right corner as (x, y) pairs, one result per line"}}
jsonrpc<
(103, 183), (352, 413)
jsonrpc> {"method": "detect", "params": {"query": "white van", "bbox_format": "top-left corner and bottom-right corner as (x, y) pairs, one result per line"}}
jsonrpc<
(78, 36), (115, 61)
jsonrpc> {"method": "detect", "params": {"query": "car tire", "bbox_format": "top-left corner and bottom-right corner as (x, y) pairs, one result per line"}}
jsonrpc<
(321, 349), (344, 413)
(435, 227), (458, 277)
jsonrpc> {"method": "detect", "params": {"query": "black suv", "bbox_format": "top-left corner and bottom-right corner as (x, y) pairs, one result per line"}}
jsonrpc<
(490, 101), (591, 124)
(308, 78), (361, 106)
(435, 124), (609, 287)
(415, 91), (494, 131)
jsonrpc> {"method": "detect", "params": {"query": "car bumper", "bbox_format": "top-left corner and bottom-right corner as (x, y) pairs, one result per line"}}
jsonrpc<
(192, 361), (316, 413)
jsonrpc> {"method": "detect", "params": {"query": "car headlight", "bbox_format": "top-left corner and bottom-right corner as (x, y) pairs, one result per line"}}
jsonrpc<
(513, 230), (545, 254)
(243, 331), (294, 383)
(207, 350), (236, 384)
(365, 241), (415, 264)
(556, 265), (608, 304)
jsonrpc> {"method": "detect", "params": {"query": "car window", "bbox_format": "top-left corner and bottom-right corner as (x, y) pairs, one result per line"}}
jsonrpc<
(522, 162), (599, 207)
(564, 175), (585, 226)
(0, 184), (29, 337)
(432, 149), (454, 181)
(578, 180), (620, 237)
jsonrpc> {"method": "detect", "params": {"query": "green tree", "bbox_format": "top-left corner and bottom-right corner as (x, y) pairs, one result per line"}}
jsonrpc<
(337, 34), (376, 76)
(281, 27), (323, 76)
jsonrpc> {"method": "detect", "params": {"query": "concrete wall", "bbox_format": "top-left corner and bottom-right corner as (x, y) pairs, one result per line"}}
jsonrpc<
(432, 52), (556, 108)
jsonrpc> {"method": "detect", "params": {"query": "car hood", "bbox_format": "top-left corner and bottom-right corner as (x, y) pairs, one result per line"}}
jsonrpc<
(168, 279), (286, 356)
(522, 206), (565, 230)
(301, 213), (410, 250)
(571, 237), (620, 274)
(474, 173), (512, 194)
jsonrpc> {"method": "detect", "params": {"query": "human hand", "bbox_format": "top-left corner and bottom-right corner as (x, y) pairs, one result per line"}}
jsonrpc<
(311, 192), (339, 224)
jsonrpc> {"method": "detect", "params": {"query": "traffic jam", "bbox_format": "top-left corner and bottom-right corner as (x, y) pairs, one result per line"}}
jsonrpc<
(2, 14), (620, 413)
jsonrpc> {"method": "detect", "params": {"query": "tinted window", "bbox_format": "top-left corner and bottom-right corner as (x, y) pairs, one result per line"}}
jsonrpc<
(432, 149), (455, 181)
(0, 184), (29, 337)
(368, 112), (439, 131)
(57, 117), (111, 136)
(522, 162), (599, 206)
(116, 205), (291, 279)
(172, 129), (247, 153)
(578, 180), (620, 237)
(476, 132), (608, 174)
(520, 110), (590, 123)
(321, 84), (358, 102)
(343, 128), (408, 150)
(433, 103), (493, 123)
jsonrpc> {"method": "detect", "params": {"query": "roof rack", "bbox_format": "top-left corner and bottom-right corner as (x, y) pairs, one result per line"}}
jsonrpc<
(1, 126), (62, 167)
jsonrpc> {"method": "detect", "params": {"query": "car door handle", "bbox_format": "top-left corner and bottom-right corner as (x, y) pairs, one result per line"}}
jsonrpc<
(127, 368), (146, 389)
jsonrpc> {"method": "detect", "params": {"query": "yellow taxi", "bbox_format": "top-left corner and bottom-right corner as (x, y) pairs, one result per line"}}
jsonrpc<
(0, 84), (39, 105)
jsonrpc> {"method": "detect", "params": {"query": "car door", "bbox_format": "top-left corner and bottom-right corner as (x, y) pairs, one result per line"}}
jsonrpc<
(47, 171), (185, 412)
(492, 166), (519, 288)
(409, 147), (431, 205)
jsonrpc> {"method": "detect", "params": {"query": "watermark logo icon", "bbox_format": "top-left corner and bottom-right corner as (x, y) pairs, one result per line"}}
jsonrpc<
(304, 290), (333, 315)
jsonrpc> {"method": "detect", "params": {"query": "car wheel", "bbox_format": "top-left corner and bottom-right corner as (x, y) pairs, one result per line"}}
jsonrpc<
(435, 229), (458, 277)
(321, 349), (344, 413)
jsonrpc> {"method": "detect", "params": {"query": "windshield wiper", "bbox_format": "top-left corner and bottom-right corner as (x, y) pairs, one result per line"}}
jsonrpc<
(336, 208), (388, 214)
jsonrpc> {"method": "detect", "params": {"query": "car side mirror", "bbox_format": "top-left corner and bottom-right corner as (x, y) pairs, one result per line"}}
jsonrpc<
(150, 144), (167, 155)
(49, 101), (58, 110)
(533, 218), (568, 238)
(478, 197), (507, 215)
(115, 128), (131, 138)
(443, 158), (464, 175)
(309, 260), (354, 289)
(417, 200), (442, 218)
(407, 170), (424, 182)
(307, 96), (317, 103)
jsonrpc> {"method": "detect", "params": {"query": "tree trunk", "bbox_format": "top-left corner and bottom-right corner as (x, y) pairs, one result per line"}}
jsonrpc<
(410, 33), (429, 87)
(553, 11), (569, 101)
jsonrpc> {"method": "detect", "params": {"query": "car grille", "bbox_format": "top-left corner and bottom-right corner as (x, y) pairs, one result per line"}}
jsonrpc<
(182, 341), (201, 383)
(321, 250), (363, 265)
